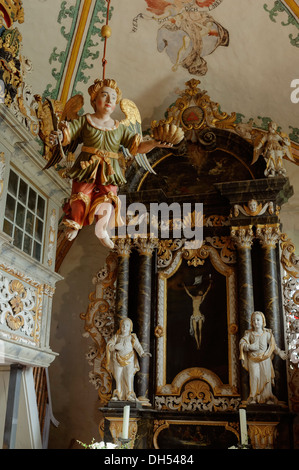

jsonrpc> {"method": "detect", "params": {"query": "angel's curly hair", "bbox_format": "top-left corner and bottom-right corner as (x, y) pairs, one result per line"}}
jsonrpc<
(88, 78), (122, 110)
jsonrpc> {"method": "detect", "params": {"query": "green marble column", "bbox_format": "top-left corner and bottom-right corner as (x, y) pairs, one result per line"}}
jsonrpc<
(231, 226), (254, 402)
(114, 238), (132, 324)
(134, 238), (158, 405)
(256, 224), (287, 403)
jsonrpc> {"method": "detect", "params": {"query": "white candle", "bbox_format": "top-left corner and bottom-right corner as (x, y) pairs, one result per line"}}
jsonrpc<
(239, 408), (248, 446)
(122, 405), (130, 439)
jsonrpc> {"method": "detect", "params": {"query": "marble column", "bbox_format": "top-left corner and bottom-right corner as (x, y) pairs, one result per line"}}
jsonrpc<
(256, 223), (287, 402)
(113, 238), (132, 324)
(231, 226), (254, 402)
(255, 224), (281, 330)
(134, 237), (158, 405)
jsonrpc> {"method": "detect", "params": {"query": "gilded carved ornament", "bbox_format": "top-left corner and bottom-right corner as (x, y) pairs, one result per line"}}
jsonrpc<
(164, 79), (299, 171)
(280, 233), (299, 279)
(154, 325), (164, 338)
(182, 242), (235, 271)
(0, 26), (22, 106)
(280, 234), (299, 374)
(247, 422), (278, 450)
(231, 200), (279, 218)
(0, 1), (40, 136)
(202, 236), (236, 265)
(0, 265), (43, 344)
(0, 0), (24, 28)
(165, 79), (237, 140)
(157, 239), (184, 268)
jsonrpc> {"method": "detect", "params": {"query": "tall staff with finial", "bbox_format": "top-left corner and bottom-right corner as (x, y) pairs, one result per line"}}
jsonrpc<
(101, 0), (112, 79)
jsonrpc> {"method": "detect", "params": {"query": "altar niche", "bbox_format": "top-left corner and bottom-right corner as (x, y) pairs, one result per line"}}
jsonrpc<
(166, 258), (228, 384)
(155, 242), (239, 408)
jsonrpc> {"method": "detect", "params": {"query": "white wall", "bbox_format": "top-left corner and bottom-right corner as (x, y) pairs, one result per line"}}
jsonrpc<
(0, 366), (42, 449)
(48, 225), (109, 449)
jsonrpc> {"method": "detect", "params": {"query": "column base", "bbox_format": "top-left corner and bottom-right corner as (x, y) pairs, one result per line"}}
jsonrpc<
(137, 396), (152, 407)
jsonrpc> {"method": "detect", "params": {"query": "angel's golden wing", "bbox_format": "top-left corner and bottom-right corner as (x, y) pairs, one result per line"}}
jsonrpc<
(119, 98), (156, 174)
(61, 94), (84, 121)
(119, 98), (142, 129)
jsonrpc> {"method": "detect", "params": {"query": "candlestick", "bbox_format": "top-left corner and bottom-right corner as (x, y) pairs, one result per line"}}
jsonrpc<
(239, 408), (248, 446)
(122, 405), (130, 439)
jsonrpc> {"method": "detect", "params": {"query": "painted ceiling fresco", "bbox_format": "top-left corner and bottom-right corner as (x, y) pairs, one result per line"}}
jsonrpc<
(2, 0), (299, 156)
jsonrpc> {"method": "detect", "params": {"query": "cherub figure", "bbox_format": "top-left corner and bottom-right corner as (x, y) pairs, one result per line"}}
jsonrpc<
(252, 121), (295, 177)
(183, 278), (212, 349)
(239, 311), (287, 405)
(106, 317), (151, 402)
(42, 78), (177, 249)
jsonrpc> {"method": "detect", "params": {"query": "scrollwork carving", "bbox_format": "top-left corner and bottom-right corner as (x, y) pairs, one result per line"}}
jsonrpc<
(80, 252), (118, 404)
(0, 272), (38, 339)
(280, 234), (299, 376)
(164, 79), (237, 143)
(157, 239), (184, 268)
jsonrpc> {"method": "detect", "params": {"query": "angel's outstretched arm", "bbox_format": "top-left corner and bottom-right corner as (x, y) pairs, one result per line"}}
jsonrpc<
(137, 139), (173, 154)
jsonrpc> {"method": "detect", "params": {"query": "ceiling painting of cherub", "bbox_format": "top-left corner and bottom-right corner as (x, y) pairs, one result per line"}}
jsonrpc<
(134, 0), (229, 76)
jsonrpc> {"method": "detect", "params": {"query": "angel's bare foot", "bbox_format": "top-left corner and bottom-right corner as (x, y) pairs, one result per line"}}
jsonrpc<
(65, 228), (79, 241)
(101, 234), (114, 250)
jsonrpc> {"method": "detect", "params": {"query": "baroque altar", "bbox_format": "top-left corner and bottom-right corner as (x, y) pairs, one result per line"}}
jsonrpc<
(81, 80), (298, 449)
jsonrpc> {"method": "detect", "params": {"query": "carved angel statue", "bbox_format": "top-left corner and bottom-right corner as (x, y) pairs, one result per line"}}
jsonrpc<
(239, 311), (287, 405)
(252, 121), (295, 177)
(106, 317), (151, 402)
(37, 78), (182, 249)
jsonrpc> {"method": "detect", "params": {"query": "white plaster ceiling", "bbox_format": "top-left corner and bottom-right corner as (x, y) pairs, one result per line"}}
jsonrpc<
(17, 0), (299, 142)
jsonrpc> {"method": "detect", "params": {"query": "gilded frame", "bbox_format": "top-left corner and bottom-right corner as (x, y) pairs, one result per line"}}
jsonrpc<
(155, 244), (239, 398)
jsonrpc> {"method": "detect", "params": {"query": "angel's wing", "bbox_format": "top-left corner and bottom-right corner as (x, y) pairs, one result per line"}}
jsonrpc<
(251, 132), (265, 165)
(42, 94), (84, 170)
(280, 134), (296, 162)
(119, 98), (156, 175)
(61, 94), (84, 121)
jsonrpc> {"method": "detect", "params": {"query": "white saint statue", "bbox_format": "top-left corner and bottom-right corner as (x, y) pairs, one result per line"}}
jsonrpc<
(239, 311), (287, 404)
(106, 317), (151, 402)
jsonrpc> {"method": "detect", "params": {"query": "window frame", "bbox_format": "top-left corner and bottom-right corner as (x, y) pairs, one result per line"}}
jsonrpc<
(3, 167), (47, 264)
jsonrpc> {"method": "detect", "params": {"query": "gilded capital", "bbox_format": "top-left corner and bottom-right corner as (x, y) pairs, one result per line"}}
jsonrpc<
(112, 237), (132, 257)
(230, 226), (254, 249)
(256, 224), (281, 248)
(134, 237), (159, 256)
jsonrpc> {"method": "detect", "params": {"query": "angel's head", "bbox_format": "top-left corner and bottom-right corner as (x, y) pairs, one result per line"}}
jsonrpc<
(88, 78), (122, 112)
